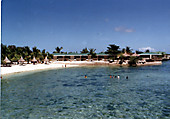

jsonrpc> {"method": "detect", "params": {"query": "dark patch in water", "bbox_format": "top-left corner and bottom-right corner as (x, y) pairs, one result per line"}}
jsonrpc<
(94, 93), (104, 98)
(46, 94), (52, 97)
(63, 84), (75, 87)
(63, 107), (69, 109)
(162, 102), (170, 117)
(77, 84), (83, 87)
(74, 97), (78, 100)
(138, 102), (147, 107)
(33, 97), (38, 100)
(67, 95), (73, 98)
(58, 109), (63, 112)
(107, 104), (115, 110)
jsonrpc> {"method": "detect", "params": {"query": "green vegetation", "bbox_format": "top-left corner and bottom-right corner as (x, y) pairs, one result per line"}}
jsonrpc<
(53, 47), (63, 53)
(88, 48), (96, 58)
(80, 47), (89, 53)
(1, 44), (53, 64)
(128, 56), (142, 66)
(105, 44), (121, 60)
(3, 43), (163, 67)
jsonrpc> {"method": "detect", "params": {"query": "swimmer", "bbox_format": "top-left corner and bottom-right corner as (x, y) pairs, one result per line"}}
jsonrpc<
(85, 75), (87, 78)
(110, 75), (112, 78)
(115, 76), (117, 78)
(117, 75), (120, 79)
(112, 75), (114, 79)
(126, 76), (128, 79)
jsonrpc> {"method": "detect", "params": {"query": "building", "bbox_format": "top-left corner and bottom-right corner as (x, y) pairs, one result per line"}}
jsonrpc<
(53, 53), (109, 61)
(139, 52), (163, 61)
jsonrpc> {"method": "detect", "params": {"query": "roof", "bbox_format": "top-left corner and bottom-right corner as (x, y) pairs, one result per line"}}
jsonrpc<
(44, 56), (49, 61)
(139, 52), (162, 55)
(32, 57), (37, 62)
(96, 53), (109, 56)
(53, 53), (88, 56)
(53, 53), (109, 56)
(4, 56), (11, 63)
(18, 56), (25, 62)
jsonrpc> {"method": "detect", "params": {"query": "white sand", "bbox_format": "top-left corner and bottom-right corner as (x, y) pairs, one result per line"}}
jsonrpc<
(1, 60), (162, 75)
(1, 63), (79, 75)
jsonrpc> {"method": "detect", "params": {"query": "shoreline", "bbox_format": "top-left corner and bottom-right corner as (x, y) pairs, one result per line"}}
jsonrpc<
(1, 61), (162, 76)
(1, 63), (79, 76)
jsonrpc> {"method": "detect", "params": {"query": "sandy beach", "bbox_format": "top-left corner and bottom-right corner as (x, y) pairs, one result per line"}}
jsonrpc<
(1, 63), (79, 75)
(1, 60), (162, 75)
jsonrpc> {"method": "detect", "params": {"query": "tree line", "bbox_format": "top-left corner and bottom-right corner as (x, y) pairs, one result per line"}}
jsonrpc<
(1, 44), (53, 64)
(1, 43), (148, 64)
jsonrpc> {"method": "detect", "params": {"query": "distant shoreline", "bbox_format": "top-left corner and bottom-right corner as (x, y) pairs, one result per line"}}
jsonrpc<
(1, 61), (163, 76)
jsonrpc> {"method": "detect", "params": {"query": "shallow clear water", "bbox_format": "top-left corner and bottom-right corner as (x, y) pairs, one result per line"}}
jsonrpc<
(1, 61), (170, 119)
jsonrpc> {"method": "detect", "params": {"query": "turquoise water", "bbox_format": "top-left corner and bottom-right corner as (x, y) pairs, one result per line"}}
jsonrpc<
(1, 61), (170, 119)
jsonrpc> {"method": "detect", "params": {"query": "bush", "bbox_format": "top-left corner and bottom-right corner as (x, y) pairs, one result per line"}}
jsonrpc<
(128, 56), (139, 66)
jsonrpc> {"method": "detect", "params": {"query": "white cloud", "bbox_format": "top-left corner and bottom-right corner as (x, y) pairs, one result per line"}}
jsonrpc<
(139, 47), (155, 52)
(114, 26), (135, 33)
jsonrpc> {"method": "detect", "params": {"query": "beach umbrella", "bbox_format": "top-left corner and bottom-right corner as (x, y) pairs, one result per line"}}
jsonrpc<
(44, 56), (49, 64)
(4, 56), (11, 63)
(32, 57), (37, 65)
(44, 56), (49, 62)
(32, 57), (37, 62)
(18, 56), (25, 62)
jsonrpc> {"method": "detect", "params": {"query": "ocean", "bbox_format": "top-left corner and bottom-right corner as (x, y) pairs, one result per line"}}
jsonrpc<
(1, 61), (170, 119)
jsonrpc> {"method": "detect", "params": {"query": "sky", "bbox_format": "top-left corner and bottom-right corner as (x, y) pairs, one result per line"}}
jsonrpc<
(2, 0), (170, 53)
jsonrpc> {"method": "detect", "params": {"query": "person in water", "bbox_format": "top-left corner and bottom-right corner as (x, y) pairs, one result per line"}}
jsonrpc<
(112, 75), (114, 79)
(117, 75), (120, 79)
(110, 75), (112, 78)
(126, 76), (128, 79)
(85, 75), (87, 78)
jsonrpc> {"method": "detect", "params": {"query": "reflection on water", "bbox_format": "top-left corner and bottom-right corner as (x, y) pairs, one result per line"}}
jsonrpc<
(1, 61), (170, 118)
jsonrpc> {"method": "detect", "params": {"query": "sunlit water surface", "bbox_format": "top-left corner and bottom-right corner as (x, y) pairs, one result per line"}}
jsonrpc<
(1, 61), (170, 119)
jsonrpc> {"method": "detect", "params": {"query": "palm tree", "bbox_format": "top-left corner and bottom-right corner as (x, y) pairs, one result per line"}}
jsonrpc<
(106, 44), (120, 54)
(136, 50), (143, 54)
(128, 56), (140, 66)
(55, 47), (63, 53)
(42, 49), (47, 58)
(105, 44), (121, 59)
(80, 47), (89, 53)
(24, 46), (32, 56)
(88, 48), (96, 58)
(125, 46), (132, 54)
(145, 49), (150, 53)
(121, 48), (126, 53)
